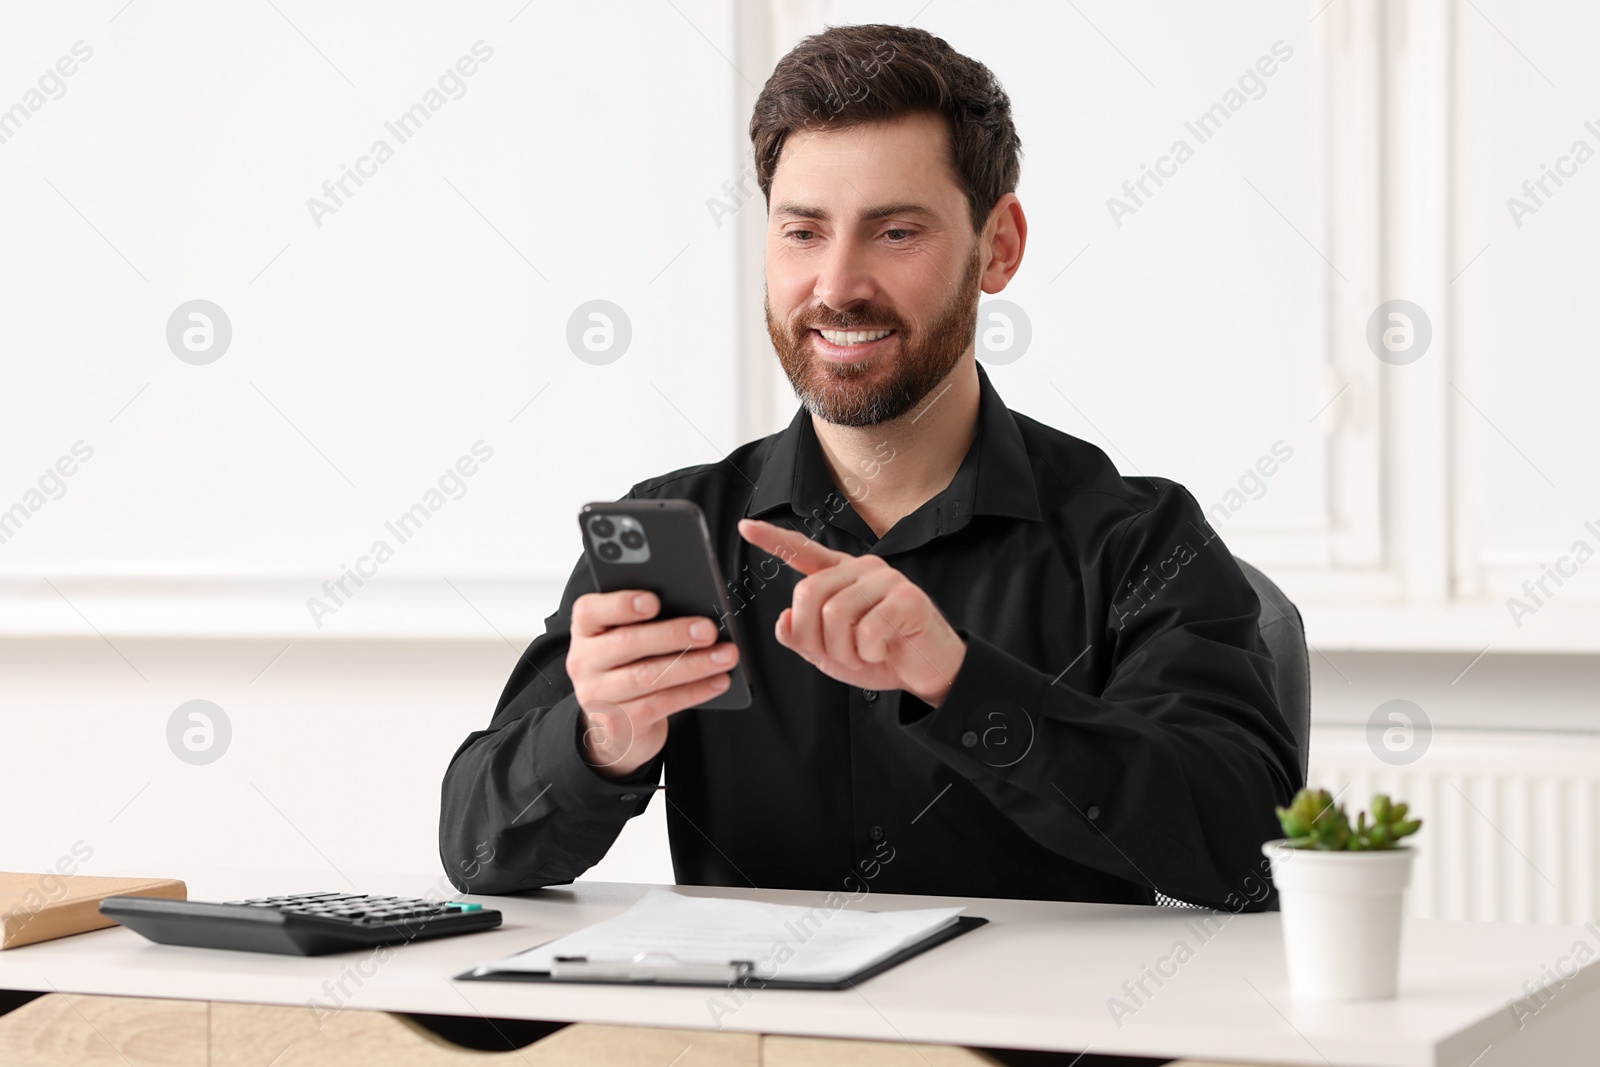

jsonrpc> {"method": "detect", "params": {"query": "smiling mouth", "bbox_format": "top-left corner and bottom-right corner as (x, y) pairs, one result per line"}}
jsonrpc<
(812, 327), (895, 346)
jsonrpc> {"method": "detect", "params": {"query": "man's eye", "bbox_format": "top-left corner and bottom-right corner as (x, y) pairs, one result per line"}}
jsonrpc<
(884, 228), (914, 241)
(787, 229), (815, 242)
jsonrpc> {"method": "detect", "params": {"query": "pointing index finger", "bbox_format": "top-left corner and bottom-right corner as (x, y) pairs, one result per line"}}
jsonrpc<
(737, 517), (846, 575)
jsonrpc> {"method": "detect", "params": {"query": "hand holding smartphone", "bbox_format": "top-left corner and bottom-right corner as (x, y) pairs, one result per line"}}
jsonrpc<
(566, 500), (753, 778)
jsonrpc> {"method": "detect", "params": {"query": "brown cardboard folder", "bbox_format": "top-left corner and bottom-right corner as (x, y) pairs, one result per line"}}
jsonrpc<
(0, 873), (187, 949)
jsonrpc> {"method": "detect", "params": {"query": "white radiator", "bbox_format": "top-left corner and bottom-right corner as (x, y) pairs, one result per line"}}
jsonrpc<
(1307, 727), (1600, 924)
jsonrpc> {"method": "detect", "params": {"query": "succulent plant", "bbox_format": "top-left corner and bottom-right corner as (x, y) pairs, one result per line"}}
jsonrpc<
(1276, 788), (1351, 850)
(1354, 794), (1423, 850)
(1275, 788), (1422, 851)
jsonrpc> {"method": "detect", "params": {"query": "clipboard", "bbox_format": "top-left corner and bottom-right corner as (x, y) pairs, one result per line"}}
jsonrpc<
(454, 914), (987, 990)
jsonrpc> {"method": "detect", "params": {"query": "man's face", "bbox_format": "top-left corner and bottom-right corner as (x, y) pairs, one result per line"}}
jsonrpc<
(764, 111), (985, 428)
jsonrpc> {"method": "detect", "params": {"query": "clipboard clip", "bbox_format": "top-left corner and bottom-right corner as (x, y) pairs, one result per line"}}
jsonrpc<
(551, 952), (754, 983)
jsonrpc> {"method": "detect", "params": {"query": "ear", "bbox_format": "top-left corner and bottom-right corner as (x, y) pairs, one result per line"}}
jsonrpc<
(978, 194), (1027, 295)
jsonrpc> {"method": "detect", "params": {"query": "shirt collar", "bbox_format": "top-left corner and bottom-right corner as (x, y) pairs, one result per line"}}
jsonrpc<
(745, 361), (1042, 539)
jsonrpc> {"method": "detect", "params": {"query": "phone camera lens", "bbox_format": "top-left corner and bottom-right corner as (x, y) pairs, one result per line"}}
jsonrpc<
(620, 529), (645, 549)
(597, 541), (622, 561)
(590, 518), (616, 538)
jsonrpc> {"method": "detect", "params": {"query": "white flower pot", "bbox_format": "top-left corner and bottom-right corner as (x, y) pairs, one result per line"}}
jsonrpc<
(1262, 839), (1417, 1000)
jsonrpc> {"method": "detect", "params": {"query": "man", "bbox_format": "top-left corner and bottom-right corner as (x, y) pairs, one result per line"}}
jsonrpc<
(440, 24), (1301, 910)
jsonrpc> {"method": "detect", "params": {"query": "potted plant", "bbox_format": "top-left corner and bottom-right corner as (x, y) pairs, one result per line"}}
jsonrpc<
(1262, 788), (1423, 1000)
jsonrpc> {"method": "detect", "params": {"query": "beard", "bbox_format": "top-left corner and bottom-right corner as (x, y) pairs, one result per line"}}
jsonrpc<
(766, 246), (984, 428)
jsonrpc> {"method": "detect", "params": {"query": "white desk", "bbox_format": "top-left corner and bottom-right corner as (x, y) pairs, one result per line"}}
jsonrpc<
(1, 875), (1595, 1067)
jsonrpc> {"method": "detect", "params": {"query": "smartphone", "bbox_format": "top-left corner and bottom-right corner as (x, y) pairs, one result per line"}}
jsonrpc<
(578, 499), (753, 710)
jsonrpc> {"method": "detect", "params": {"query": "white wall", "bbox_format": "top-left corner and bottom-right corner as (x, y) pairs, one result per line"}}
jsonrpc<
(0, 636), (675, 886)
(1, 0), (746, 592)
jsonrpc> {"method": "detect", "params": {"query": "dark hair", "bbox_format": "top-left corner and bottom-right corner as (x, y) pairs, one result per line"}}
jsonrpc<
(749, 24), (1021, 235)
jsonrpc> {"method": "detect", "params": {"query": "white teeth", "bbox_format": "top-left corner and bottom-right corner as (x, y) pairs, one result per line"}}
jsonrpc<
(818, 328), (893, 346)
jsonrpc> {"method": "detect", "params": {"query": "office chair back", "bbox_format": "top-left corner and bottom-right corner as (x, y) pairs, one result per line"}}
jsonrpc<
(1235, 559), (1310, 783)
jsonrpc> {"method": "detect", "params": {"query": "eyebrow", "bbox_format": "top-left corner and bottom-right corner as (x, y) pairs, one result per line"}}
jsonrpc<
(773, 201), (937, 223)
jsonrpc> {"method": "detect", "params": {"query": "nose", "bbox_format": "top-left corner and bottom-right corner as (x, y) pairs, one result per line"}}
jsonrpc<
(812, 233), (876, 313)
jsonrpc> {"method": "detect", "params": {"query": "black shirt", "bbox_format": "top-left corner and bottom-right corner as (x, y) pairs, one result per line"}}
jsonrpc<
(439, 362), (1302, 909)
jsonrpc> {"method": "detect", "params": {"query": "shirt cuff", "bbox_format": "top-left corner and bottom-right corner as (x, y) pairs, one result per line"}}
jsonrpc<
(537, 692), (662, 820)
(897, 627), (1051, 768)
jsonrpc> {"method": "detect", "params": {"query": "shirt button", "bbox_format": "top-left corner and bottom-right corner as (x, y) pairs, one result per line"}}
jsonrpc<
(1086, 805), (1101, 821)
(961, 731), (978, 748)
(620, 793), (638, 802)
(862, 689), (878, 703)
(869, 825), (884, 841)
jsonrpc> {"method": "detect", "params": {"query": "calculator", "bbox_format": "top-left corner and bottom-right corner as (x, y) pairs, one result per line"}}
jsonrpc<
(99, 891), (503, 956)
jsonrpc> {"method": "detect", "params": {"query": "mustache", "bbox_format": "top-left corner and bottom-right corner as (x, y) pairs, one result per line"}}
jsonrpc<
(796, 310), (906, 332)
